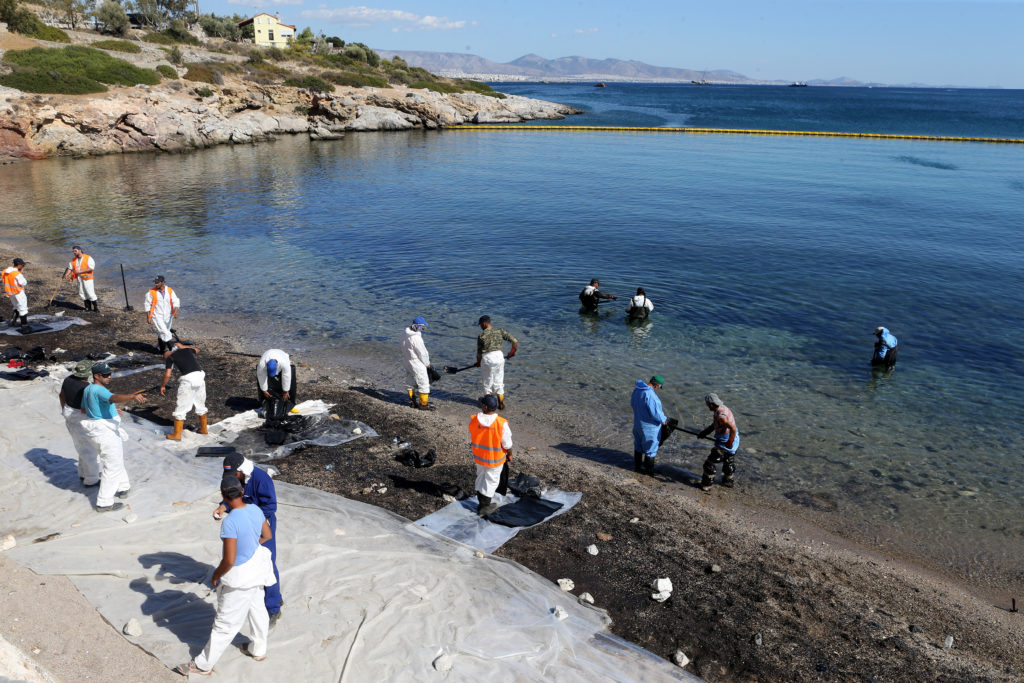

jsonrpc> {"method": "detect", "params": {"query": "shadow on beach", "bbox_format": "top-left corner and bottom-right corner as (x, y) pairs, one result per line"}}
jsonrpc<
(24, 447), (96, 499)
(133, 552), (217, 654)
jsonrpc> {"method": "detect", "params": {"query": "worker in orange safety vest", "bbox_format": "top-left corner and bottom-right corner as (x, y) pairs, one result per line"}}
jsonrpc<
(468, 394), (513, 517)
(3, 258), (28, 327)
(67, 245), (98, 311)
(144, 275), (180, 353)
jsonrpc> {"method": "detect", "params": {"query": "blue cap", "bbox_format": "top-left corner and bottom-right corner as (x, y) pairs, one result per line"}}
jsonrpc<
(413, 316), (428, 327)
(480, 395), (498, 410)
(266, 359), (279, 377)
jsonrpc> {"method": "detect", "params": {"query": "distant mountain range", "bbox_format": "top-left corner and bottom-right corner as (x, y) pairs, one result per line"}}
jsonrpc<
(377, 49), (876, 86)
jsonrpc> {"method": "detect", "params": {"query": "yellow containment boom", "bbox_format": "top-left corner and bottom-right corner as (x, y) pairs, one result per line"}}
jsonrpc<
(451, 125), (1024, 144)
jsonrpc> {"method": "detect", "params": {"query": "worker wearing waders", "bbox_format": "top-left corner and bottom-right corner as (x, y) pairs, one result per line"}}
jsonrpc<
(579, 278), (616, 313)
(67, 246), (98, 311)
(402, 316), (435, 411)
(470, 394), (512, 517)
(144, 276), (179, 353)
(81, 362), (146, 512)
(256, 349), (296, 417)
(698, 392), (740, 492)
(475, 315), (518, 410)
(160, 342), (208, 440)
(872, 326), (899, 368)
(214, 453), (283, 626)
(626, 287), (654, 320)
(631, 376), (668, 475)
(59, 360), (99, 487)
(3, 258), (28, 327)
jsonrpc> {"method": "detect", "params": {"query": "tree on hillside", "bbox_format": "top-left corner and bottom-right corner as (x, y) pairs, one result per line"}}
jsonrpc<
(94, 0), (129, 35)
(132, 0), (161, 27)
(198, 13), (240, 40)
(50, 0), (91, 29)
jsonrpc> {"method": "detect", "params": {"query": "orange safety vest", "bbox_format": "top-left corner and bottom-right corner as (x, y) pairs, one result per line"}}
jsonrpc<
(469, 414), (508, 468)
(2, 267), (23, 296)
(147, 286), (176, 316)
(70, 254), (94, 280)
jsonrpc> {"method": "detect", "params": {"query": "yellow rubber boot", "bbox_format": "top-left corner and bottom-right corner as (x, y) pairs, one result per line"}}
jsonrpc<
(166, 419), (184, 441)
(497, 394), (505, 410)
(417, 393), (435, 411)
(407, 388), (416, 408)
(198, 414), (208, 435)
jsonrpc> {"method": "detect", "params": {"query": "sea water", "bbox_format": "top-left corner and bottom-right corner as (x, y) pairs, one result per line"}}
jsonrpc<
(1, 84), (1021, 590)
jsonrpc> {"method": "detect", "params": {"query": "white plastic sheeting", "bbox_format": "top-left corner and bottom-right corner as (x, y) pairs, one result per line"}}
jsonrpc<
(0, 313), (87, 336)
(0, 372), (698, 681)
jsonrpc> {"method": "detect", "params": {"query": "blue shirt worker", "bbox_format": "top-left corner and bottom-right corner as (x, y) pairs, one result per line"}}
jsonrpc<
(215, 453), (282, 626)
(80, 361), (146, 512)
(872, 326), (899, 368)
(631, 375), (668, 476)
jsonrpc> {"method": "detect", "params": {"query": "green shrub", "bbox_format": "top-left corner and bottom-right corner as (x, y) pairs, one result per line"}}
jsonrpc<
(265, 47), (286, 62)
(324, 71), (387, 89)
(283, 75), (333, 92)
(247, 49), (265, 65)
(195, 86), (214, 97)
(409, 80), (460, 94)
(94, 0), (129, 36)
(293, 105), (309, 115)
(143, 30), (199, 46)
(156, 64), (178, 79)
(182, 63), (221, 84)
(0, 46), (159, 93)
(91, 40), (141, 54)
(168, 45), (183, 65)
(456, 79), (507, 99)
(29, 22), (71, 42)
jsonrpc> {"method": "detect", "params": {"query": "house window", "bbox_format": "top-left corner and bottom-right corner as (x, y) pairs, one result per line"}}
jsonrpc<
(268, 29), (274, 41)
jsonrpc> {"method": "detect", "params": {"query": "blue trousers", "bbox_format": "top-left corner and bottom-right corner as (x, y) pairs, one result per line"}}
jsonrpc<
(633, 424), (660, 458)
(264, 514), (282, 614)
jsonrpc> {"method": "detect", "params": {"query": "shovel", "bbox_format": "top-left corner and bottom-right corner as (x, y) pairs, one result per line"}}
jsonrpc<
(45, 268), (70, 309)
(120, 264), (134, 312)
(443, 363), (476, 375)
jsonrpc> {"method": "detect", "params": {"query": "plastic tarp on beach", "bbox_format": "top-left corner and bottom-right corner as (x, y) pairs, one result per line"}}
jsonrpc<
(0, 313), (87, 336)
(0, 372), (697, 681)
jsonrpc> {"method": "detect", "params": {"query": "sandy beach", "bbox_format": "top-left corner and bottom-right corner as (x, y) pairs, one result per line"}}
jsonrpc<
(1, 239), (1022, 681)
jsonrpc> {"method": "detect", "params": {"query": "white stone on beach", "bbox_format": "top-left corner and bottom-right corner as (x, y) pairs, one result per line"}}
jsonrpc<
(441, 494), (457, 503)
(629, 517), (639, 524)
(432, 653), (453, 672)
(586, 544), (599, 556)
(673, 650), (690, 667)
(944, 635), (954, 649)
(123, 513), (138, 524)
(652, 578), (673, 593)
(578, 593), (594, 605)
(557, 578), (575, 592)
(1, 534), (16, 551)
(710, 564), (722, 573)
(651, 591), (671, 602)
(123, 618), (142, 637)
(755, 633), (763, 646)
(353, 427), (362, 434)
(553, 606), (568, 621)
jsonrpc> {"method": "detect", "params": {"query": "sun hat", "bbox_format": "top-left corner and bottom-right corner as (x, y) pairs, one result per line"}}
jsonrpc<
(705, 393), (722, 407)
(72, 360), (94, 378)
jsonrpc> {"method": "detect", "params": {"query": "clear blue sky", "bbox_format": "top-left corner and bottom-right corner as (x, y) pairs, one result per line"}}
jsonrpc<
(206, 0), (1024, 88)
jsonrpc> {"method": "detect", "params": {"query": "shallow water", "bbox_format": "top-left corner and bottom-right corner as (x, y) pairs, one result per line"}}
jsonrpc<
(1, 85), (1022, 590)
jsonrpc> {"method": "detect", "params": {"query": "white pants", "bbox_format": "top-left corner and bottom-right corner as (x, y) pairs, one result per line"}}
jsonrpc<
(406, 359), (430, 395)
(194, 584), (269, 670)
(82, 417), (129, 507)
(77, 278), (96, 302)
(475, 463), (504, 498)
(63, 406), (99, 484)
(481, 351), (505, 396)
(173, 371), (207, 421)
(151, 312), (173, 342)
(8, 292), (27, 316)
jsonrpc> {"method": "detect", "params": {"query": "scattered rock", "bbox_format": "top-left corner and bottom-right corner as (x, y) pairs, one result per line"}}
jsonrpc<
(943, 635), (954, 650)
(123, 618), (142, 637)
(586, 544), (599, 556)
(360, 487), (372, 495)
(909, 624), (922, 633)
(552, 606), (568, 621)
(785, 528), (795, 535)
(123, 513), (139, 524)
(596, 532), (613, 542)
(709, 564), (722, 574)
(377, 487), (387, 494)
(352, 427), (362, 434)
(629, 517), (640, 524)
(754, 633), (763, 646)
(651, 577), (673, 593)
(578, 592), (595, 605)
(441, 494), (457, 503)
(557, 578), (575, 592)
(432, 653), (453, 672)
(475, 551), (484, 558)
(673, 650), (690, 667)
(1, 534), (16, 551)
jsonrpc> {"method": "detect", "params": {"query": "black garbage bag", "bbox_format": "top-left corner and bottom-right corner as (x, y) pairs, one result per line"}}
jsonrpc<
(427, 366), (442, 383)
(0, 347), (23, 361)
(0, 369), (49, 381)
(24, 346), (46, 361)
(18, 324), (52, 335)
(508, 473), (543, 498)
(659, 417), (679, 446)
(396, 448), (437, 468)
(485, 497), (564, 527)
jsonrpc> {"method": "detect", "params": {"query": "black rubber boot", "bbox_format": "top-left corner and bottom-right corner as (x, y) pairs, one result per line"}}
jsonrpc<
(19, 314), (29, 326)
(643, 456), (655, 476)
(91, 300), (99, 312)
(633, 451), (643, 472)
(476, 493), (492, 517)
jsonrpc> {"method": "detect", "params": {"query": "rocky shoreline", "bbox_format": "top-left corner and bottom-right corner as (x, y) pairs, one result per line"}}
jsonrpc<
(0, 77), (579, 162)
(1, 241), (1022, 681)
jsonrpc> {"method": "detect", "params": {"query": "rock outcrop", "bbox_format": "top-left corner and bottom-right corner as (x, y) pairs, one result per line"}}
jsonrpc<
(0, 81), (580, 162)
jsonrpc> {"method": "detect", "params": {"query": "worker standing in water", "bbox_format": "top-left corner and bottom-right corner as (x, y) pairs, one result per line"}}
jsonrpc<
(626, 287), (654, 320)
(476, 315), (518, 410)
(872, 326), (899, 368)
(579, 278), (616, 313)
(402, 316), (435, 411)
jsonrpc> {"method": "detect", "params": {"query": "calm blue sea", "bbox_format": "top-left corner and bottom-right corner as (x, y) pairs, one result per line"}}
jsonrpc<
(1, 84), (1022, 588)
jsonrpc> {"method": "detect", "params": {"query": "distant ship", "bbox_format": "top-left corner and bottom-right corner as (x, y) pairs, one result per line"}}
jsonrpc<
(789, 82), (808, 87)
(691, 71), (711, 86)
(594, 83), (606, 87)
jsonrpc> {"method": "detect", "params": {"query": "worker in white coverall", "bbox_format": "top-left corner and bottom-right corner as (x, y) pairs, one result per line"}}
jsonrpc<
(3, 257), (28, 327)
(80, 362), (146, 512)
(475, 315), (518, 411)
(59, 360), (100, 486)
(256, 349), (296, 417)
(402, 316), (435, 411)
(160, 342), (208, 441)
(626, 287), (654, 320)
(469, 394), (513, 517)
(67, 245), (98, 311)
(144, 275), (180, 353)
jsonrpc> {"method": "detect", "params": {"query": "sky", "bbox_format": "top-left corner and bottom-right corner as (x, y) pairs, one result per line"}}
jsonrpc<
(204, 0), (1024, 88)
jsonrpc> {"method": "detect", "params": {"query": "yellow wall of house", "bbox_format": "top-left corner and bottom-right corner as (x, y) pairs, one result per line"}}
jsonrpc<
(250, 14), (294, 48)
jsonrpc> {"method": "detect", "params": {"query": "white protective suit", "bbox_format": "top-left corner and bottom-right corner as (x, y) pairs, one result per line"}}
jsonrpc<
(173, 371), (207, 421)
(62, 405), (99, 485)
(69, 254), (97, 303)
(3, 267), (27, 316)
(144, 286), (180, 343)
(627, 294), (654, 315)
(81, 416), (130, 507)
(401, 326), (431, 394)
(473, 412), (513, 497)
(481, 351), (505, 396)
(256, 349), (291, 393)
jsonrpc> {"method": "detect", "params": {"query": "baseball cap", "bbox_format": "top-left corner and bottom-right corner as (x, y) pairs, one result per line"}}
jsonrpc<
(266, 358), (279, 377)
(91, 361), (112, 376)
(651, 375), (665, 387)
(705, 392), (722, 407)
(224, 452), (254, 477)
(413, 316), (428, 326)
(72, 360), (93, 378)
(480, 395), (498, 410)
(220, 473), (244, 496)
(13, 258), (25, 266)
(477, 315), (491, 325)
(153, 275), (165, 283)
